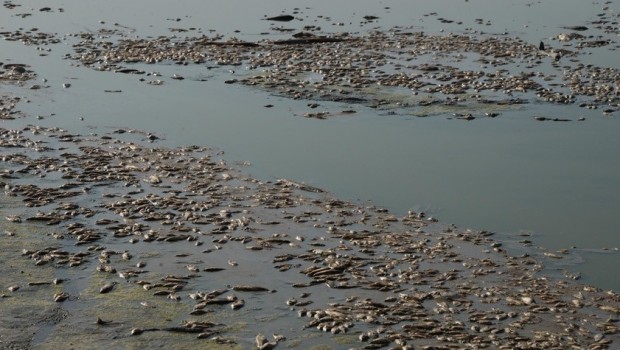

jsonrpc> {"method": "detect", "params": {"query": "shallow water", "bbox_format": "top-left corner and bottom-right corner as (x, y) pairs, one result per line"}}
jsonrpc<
(2, 0), (619, 295)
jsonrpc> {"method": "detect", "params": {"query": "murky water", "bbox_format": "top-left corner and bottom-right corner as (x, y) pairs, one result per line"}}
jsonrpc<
(2, 0), (619, 295)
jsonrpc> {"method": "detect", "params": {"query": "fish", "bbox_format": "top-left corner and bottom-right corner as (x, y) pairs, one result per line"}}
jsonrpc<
(264, 15), (294, 22)
(99, 282), (117, 294)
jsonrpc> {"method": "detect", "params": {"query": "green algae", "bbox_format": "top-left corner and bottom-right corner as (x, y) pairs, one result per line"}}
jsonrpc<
(310, 345), (335, 350)
(36, 327), (242, 350)
(78, 277), (187, 327)
(332, 334), (358, 345)
(0, 204), (68, 349)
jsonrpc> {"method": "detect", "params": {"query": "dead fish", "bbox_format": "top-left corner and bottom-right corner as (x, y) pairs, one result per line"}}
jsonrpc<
(96, 317), (112, 325)
(54, 292), (70, 302)
(232, 285), (270, 292)
(196, 331), (219, 339)
(148, 175), (161, 184)
(521, 296), (535, 305)
(116, 68), (144, 74)
(562, 25), (588, 31)
(205, 289), (228, 298)
(5, 215), (22, 223)
(203, 267), (225, 272)
(153, 290), (172, 296)
(255, 333), (267, 348)
(190, 309), (209, 315)
(28, 281), (51, 286)
(99, 282), (117, 294)
(259, 341), (279, 350)
(273, 334), (286, 342)
(118, 271), (133, 280)
(264, 15), (294, 22)
(140, 301), (156, 308)
(205, 298), (234, 305)
(231, 299), (245, 310)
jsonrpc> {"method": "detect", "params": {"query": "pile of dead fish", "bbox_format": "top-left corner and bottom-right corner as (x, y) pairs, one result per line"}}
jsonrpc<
(66, 25), (620, 118)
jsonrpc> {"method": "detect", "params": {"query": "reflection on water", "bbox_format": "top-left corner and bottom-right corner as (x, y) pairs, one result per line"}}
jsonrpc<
(2, 0), (619, 292)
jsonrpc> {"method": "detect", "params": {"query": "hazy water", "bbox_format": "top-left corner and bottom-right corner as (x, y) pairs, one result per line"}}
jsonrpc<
(2, 0), (619, 291)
